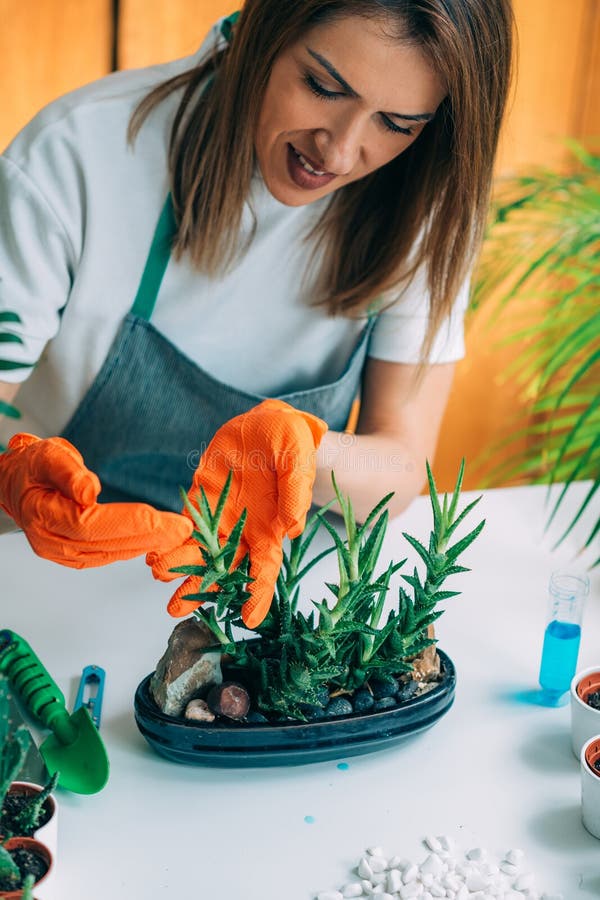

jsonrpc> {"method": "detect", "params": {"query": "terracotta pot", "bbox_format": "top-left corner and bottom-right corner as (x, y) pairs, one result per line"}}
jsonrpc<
(4, 784), (57, 860)
(570, 667), (600, 759)
(580, 735), (600, 840)
(0, 837), (53, 899)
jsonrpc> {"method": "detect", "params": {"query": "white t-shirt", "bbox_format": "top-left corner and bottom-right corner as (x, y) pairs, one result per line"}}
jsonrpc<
(0, 18), (469, 445)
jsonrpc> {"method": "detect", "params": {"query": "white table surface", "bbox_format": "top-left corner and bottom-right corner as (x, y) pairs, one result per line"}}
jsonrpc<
(1, 482), (599, 899)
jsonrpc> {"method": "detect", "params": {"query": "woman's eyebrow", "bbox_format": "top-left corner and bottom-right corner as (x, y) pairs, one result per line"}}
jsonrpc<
(306, 47), (435, 122)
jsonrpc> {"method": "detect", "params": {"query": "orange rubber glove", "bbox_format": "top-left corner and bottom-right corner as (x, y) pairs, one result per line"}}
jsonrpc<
(0, 433), (193, 567)
(146, 399), (328, 629)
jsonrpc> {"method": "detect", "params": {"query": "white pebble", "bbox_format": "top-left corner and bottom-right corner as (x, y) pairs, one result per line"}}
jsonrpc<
(500, 862), (518, 877)
(368, 847), (385, 857)
(481, 863), (500, 877)
(505, 892), (525, 900)
(358, 859), (374, 880)
(372, 887), (385, 896)
(428, 882), (445, 898)
(402, 864), (419, 884)
(514, 874), (534, 891)
(369, 857), (388, 874)
(371, 873), (387, 885)
(466, 848), (487, 862)
(360, 881), (373, 894)
(466, 872), (489, 892)
(455, 888), (469, 900)
(342, 884), (364, 898)
(387, 869), (402, 893)
(422, 894), (433, 900)
(420, 854), (445, 877)
(421, 874), (434, 888)
(379, 895), (395, 900)
(389, 856), (409, 870)
(317, 893), (343, 900)
(443, 874), (461, 892)
(540, 895), (564, 900)
(399, 884), (421, 899)
(438, 836), (455, 853)
(504, 849), (524, 867)
(425, 835), (443, 853)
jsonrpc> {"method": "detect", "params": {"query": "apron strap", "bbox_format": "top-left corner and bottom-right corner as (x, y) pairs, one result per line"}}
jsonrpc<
(130, 194), (177, 321)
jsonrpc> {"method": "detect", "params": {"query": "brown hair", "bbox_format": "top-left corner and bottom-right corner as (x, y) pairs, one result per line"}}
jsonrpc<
(129, 0), (513, 358)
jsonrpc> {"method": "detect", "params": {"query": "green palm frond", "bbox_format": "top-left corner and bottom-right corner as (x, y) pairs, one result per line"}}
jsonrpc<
(474, 143), (600, 562)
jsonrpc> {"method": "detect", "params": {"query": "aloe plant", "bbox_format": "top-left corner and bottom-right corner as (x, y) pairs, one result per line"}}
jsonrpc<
(473, 143), (599, 564)
(173, 461), (484, 719)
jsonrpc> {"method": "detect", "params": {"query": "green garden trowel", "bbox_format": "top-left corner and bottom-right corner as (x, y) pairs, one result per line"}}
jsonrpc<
(0, 629), (109, 794)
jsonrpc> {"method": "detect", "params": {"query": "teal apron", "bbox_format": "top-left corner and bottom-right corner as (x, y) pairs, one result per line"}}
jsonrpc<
(61, 195), (375, 511)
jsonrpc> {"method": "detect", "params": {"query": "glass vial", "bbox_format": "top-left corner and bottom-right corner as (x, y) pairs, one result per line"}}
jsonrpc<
(539, 570), (589, 698)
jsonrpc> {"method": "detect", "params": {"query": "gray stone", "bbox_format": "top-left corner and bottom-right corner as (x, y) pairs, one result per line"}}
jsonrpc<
(151, 619), (222, 717)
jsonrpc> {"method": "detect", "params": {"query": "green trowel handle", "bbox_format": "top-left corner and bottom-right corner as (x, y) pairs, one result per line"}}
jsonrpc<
(0, 629), (78, 744)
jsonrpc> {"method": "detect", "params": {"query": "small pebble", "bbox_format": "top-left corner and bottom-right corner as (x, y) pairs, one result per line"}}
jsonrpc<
(466, 872), (489, 892)
(402, 863), (419, 883)
(504, 849), (524, 867)
(341, 885), (363, 898)
(420, 854), (444, 877)
(317, 893), (343, 900)
(514, 873), (534, 890)
(428, 883), (445, 898)
(500, 862), (518, 876)
(360, 881), (373, 894)
(540, 895), (564, 900)
(389, 856), (409, 870)
(387, 869), (402, 892)
(466, 848), (487, 862)
(184, 698), (215, 722)
(371, 873), (387, 885)
(368, 847), (385, 857)
(421, 873), (434, 887)
(425, 835), (443, 853)
(353, 690), (375, 713)
(369, 676), (399, 699)
(397, 679), (419, 702)
(369, 856), (388, 874)
(325, 697), (354, 717)
(438, 835), (455, 853)
(399, 884), (421, 898)
(245, 709), (268, 723)
(206, 682), (250, 720)
(505, 892), (525, 900)
(443, 873), (461, 891)
(358, 859), (374, 880)
(422, 894), (433, 900)
(373, 696), (396, 711)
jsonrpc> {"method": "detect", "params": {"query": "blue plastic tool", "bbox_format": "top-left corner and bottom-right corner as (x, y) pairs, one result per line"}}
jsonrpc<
(74, 665), (106, 730)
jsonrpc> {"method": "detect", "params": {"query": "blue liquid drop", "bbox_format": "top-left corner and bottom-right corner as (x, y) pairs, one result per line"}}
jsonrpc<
(337, 762), (349, 771)
(304, 815), (316, 824)
(539, 619), (581, 696)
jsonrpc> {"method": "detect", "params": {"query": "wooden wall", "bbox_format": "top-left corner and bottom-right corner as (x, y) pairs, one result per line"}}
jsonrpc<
(1, 0), (598, 490)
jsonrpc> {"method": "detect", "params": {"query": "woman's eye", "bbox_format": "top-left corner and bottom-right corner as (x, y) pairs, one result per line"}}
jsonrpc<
(380, 115), (413, 136)
(303, 73), (340, 101)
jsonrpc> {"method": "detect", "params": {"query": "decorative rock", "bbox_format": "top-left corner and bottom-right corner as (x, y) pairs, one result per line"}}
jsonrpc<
(245, 710), (268, 723)
(399, 883), (421, 898)
(504, 849), (524, 867)
(466, 848), (487, 862)
(150, 619), (222, 716)
(389, 856), (409, 870)
(387, 869), (402, 892)
(207, 682), (250, 720)
(373, 697), (396, 712)
(369, 676), (399, 699)
(184, 698), (215, 722)
(514, 873), (534, 890)
(424, 835), (443, 853)
(402, 863), (419, 883)
(500, 862), (518, 876)
(420, 854), (444, 877)
(466, 871), (489, 892)
(353, 690), (375, 713)
(358, 858), (374, 880)
(428, 883), (445, 898)
(421, 873), (434, 887)
(325, 697), (354, 718)
(540, 894), (564, 900)
(368, 847), (385, 857)
(360, 880), (373, 893)
(371, 873), (387, 885)
(341, 884), (363, 898)
(369, 856), (387, 874)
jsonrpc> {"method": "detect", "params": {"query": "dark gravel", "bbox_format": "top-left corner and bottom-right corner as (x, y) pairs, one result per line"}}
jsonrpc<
(369, 676), (399, 699)
(397, 680), (419, 702)
(325, 697), (354, 717)
(353, 689), (375, 713)
(373, 697), (397, 712)
(586, 690), (600, 711)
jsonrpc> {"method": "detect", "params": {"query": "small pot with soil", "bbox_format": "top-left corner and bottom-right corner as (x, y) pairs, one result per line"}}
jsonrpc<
(580, 735), (600, 840)
(0, 783), (58, 860)
(570, 667), (600, 758)
(0, 836), (53, 899)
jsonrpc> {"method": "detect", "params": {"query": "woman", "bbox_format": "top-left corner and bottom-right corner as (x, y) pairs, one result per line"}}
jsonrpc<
(0, 1), (513, 626)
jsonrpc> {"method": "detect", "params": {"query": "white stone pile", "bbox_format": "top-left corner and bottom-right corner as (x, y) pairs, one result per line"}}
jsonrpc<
(315, 835), (563, 900)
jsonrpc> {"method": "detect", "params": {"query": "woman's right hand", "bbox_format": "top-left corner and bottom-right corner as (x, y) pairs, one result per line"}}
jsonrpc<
(0, 433), (192, 567)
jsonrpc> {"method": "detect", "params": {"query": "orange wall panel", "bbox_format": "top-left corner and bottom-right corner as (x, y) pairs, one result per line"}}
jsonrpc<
(0, 0), (112, 150)
(118, 0), (238, 69)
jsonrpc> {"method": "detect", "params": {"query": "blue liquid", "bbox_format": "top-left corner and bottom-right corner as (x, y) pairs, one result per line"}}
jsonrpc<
(539, 620), (581, 695)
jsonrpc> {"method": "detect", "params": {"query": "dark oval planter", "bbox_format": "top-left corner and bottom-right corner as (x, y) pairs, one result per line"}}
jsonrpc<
(134, 649), (456, 767)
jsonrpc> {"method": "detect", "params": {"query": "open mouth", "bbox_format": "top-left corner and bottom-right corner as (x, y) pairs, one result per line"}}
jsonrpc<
(286, 143), (337, 190)
(290, 144), (329, 176)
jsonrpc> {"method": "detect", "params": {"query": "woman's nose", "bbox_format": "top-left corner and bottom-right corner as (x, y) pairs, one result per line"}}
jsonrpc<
(313, 110), (366, 176)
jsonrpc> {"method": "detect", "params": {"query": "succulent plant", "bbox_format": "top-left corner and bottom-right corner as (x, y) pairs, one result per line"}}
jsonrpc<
(173, 460), (484, 719)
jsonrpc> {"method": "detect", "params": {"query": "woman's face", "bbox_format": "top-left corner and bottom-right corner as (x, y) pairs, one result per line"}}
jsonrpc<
(255, 15), (446, 206)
